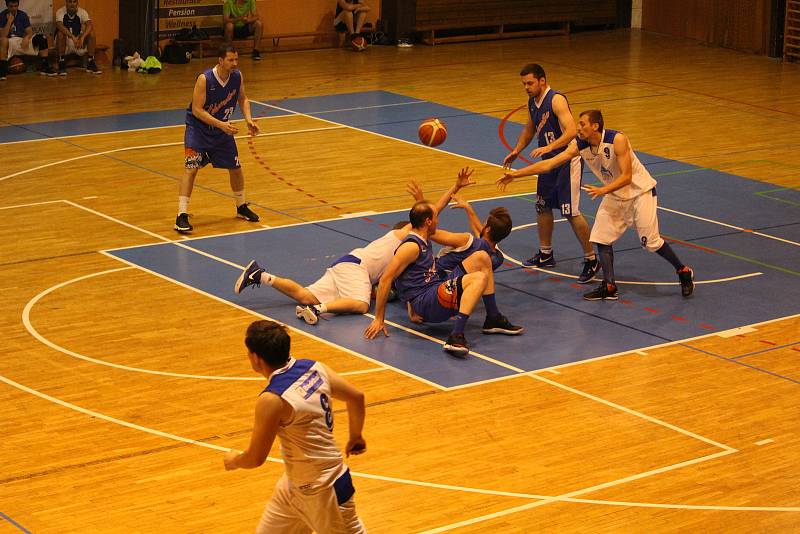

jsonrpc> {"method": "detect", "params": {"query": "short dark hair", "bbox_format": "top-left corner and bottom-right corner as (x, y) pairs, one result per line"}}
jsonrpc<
(245, 320), (291, 368)
(6, 0), (20, 6)
(520, 63), (546, 79)
(409, 201), (434, 229)
(218, 44), (237, 59)
(483, 207), (512, 243)
(580, 109), (604, 132)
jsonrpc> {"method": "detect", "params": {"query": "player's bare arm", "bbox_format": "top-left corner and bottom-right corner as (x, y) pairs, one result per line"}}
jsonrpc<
(585, 134), (634, 199)
(430, 228), (471, 249)
(223, 392), (286, 470)
(364, 243), (419, 339)
(497, 141), (578, 190)
(449, 194), (483, 236)
(325, 365), (367, 457)
(504, 117), (534, 168)
(530, 94), (576, 158)
(238, 78), (259, 136)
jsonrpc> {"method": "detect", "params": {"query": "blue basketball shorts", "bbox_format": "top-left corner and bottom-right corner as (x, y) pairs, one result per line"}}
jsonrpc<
(409, 275), (464, 323)
(184, 125), (241, 170)
(536, 154), (583, 217)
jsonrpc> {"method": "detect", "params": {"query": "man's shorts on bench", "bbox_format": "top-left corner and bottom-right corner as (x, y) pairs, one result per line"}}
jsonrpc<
(409, 274), (464, 323)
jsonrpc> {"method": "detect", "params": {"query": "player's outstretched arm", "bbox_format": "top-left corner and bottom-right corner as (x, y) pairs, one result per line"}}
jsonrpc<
(326, 365), (367, 457)
(223, 392), (284, 470)
(364, 242), (419, 339)
(504, 117), (534, 168)
(450, 194), (483, 237)
(430, 228), (471, 249)
(497, 141), (578, 190)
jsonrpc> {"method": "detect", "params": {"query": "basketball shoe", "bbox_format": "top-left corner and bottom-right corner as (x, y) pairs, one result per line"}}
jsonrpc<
(443, 333), (469, 357)
(295, 305), (321, 325)
(174, 212), (192, 233)
(583, 282), (619, 301)
(522, 250), (555, 268)
(678, 266), (694, 297)
(482, 314), (524, 335)
(236, 203), (260, 222)
(577, 258), (599, 284)
(234, 260), (264, 294)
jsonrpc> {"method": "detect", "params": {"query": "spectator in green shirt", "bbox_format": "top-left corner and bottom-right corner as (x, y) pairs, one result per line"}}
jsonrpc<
(223, 0), (262, 60)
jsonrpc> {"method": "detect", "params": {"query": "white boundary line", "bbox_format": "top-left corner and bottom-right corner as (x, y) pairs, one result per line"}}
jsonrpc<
(99, 251), (446, 391)
(302, 100), (426, 115)
(658, 206), (800, 247)
(0, 125), (344, 183)
(2, 375), (797, 517)
(22, 267), (264, 382)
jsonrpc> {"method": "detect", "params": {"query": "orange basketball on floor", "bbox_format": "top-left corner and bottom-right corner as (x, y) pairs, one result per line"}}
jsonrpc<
(351, 36), (367, 51)
(418, 118), (447, 147)
(8, 56), (26, 74)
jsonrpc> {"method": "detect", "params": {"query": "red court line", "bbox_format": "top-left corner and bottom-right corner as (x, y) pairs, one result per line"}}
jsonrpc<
(663, 236), (718, 254)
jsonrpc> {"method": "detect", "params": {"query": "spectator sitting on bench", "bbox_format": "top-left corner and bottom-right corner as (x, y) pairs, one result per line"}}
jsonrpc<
(55, 0), (100, 75)
(334, 0), (370, 42)
(223, 0), (262, 60)
(0, 0), (55, 80)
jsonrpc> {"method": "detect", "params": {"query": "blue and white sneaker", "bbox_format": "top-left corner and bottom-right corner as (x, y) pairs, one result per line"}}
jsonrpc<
(295, 305), (321, 325)
(234, 260), (264, 294)
(522, 250), (556, 268)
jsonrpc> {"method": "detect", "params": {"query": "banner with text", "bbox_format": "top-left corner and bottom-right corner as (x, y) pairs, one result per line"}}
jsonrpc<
(157, 0), (223, 39)
(24, 0), (54, 35)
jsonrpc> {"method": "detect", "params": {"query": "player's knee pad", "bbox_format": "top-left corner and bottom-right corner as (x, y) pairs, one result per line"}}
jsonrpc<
(32, 34), (48, 50)
(642, 236), (664, 253)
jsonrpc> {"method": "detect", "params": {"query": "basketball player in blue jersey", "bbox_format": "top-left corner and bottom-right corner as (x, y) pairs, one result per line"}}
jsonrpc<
(224, 320), (367, 533)
(503, 64), (599, 284)
(175, 44), (260, 233)
(498, 109), (695, 300)
(406, 178), (511, 277)
(365, 200), (523, 356)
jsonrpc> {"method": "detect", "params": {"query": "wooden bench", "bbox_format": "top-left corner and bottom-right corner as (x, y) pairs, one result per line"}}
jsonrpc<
(416, 21), (569, 45)
(174, 31), (337, 58)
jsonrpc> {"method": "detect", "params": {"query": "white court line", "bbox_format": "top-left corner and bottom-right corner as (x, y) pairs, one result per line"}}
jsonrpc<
(0, 125), (344, 183)
(99, 252), (442, 391)
(0, 112), (307, 146)
(530, 374), (735, 452)
(755, 439), (774, 446)
(339, 367), (388, 376)
(21, 267), (264, 382)
(499, 240), (763, 286)
(302, 100), (427, 115)
(658, 206), (800, 247)
(3, 375), (797, 517)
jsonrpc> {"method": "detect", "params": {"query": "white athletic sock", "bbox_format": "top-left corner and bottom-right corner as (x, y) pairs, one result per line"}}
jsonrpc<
(540, 247), (553, 255)
(262, 272), (274, 286)
(584, 252), (597, 261)
(178, 196), (190, 215)
(233, 190), (246, 207)
(314, 303), (327, 314)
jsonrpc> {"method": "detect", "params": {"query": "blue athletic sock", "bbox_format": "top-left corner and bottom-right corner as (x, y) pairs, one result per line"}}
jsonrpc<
(482, 294), (500, 317)
(656, 242), (684, 271)
(452, 313), (470, 335)
(597, 243), (615, 285)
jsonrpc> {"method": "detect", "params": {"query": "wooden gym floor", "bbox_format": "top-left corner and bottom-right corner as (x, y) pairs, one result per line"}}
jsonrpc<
(1, 29), (799, 532)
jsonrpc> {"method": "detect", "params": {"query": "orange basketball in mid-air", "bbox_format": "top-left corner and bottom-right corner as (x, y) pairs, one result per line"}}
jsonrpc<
(8, 56), (26, 74)
(418, 118), (447, 147)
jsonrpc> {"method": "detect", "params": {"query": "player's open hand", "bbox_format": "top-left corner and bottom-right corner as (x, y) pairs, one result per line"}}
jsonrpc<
(496, 171), (516, 191)
(223, 450), (239, 471)
(247, 120), (259, 136)
(530, 145), (550, 159)
(406, 179), (423, 201)
(222, 122), (238, 136)
(582, 184), (605, 199)
(364, 318), (388, 339)
(346, 436), (367, 457)
(454, 166), (475, 190)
